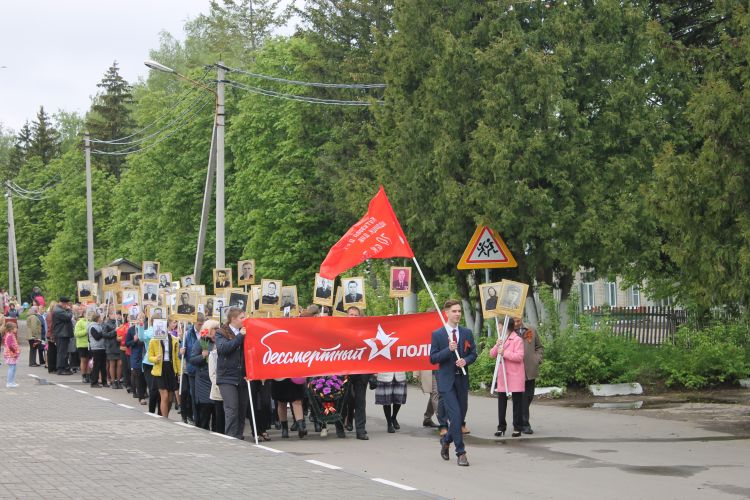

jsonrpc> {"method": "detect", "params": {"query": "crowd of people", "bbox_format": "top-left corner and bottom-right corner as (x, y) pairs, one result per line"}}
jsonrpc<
(2, 292), (543, 468)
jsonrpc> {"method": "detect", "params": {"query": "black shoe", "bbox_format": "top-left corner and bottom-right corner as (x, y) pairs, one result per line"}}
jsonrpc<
(512, 430), (522, 437)
(387, 421), (396, 433)
(281, 422), (289, 439)
(90, 383), (102, 388)
(297, 419), (307, 439)
(495, 426), (506, 437)
(57, 370), (73, 376)
(29, 363), (40, 367)
(457, 453), (469, 466)
(440, 440), (450, 461)
(392, 418), (400, 430)
(336, 427), (346, 438)
(522, 426), (534, 435)
(356, 433), (369, 440)
(344, 422), (353, 432)
(423, 418), (436, 427)
(291, 420), (299, 432)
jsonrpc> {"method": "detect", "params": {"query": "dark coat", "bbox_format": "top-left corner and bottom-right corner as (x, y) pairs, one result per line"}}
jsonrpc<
(126, 325), (144, 370)
(189, 339), (214, 405)
(215, 325), (245, 385)
(430, 325), (477, 393)
(101, 319), (120, 356)
(183, 325), (200, 376)
(52, 304), (73, 339)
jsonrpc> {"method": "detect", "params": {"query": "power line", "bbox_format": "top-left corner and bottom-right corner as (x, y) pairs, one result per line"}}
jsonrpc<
(226, 66), (386, 89)
(90, 68), (212, 145)
(225, 80), (382, 106)
(91, 95), (214, 156)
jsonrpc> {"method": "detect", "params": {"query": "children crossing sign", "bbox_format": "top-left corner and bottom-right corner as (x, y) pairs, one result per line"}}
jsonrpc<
(457, 225), (517, 269)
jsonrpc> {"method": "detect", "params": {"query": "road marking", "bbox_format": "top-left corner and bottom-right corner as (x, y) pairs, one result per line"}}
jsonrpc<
(371, 478), (417, 491)
(254, 445), (283, 453)
(118, 404), (134, 409)
(144, 412), (162, 418)
(174, 422), (197, 429)
(57, 384), (69, 388)
(27, 374), (39, 379)
(94, 396), (109, 401)
(74, 389), (88, 394)
(305, 459), (341, 469)
(211, 432), (235, 440)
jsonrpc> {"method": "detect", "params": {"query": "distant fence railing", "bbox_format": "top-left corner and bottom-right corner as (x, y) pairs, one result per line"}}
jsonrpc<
(579, 306), (688, 345)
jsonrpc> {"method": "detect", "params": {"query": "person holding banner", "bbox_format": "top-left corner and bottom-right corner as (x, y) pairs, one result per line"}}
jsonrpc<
(430, 300), (477, 467)
(215, 307), (249, 440)
(490, 322), (526, 437)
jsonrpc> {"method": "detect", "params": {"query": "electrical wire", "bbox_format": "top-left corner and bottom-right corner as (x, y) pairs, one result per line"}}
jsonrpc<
(90, 68), (212, 145)
(91, 95), (214, 156)
(91, 93), (212, 148)
(226, 66), (386, 89)
(225, 80), (382, 106)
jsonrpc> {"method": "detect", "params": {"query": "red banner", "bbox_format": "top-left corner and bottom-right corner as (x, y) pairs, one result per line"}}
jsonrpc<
(319, 186), (414, 279)
(242, 313), (441, 380)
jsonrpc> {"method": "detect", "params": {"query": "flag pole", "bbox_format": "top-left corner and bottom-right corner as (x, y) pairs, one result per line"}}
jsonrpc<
(490, 315), (510, 396)
(412, 257), (466, 375)
(246, 379), (259, 445)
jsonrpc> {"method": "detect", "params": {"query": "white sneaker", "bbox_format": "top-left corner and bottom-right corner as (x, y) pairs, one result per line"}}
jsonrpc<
(320, 427), (328, 437)
(6, 383), (19, 388)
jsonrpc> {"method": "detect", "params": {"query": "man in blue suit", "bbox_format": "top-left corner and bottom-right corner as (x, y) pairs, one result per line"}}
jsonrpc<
(430, 299), (477, 466)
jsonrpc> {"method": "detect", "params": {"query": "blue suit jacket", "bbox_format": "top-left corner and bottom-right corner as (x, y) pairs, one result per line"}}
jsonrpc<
(430, 325), (477, 393)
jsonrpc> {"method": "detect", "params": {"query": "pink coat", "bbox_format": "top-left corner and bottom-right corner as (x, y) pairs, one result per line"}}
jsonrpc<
(3, 332), (20, 364)
(490, 332), (525, 393)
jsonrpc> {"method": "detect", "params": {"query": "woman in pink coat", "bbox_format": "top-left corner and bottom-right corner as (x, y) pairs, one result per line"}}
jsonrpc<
(490, 325), (526, 437)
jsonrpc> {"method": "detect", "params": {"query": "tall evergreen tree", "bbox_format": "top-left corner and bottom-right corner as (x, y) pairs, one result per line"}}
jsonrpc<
(87, 61), (135, 180)
(29, 107), (60, 165)
(5, 122), (31, 181)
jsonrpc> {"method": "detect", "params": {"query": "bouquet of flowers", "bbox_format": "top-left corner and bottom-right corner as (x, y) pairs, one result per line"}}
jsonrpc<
(307, 375), (349, 420)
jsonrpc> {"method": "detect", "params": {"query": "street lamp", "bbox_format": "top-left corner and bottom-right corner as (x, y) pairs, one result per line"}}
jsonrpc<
(144, 59), (226, 278)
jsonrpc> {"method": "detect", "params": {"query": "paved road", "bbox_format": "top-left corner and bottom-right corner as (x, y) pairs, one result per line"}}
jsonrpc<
(2, 361), (749, 499)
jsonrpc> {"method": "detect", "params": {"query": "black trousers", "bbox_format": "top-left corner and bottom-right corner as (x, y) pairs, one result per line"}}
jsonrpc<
(249, 380), (272, 434)
(348, 375), (368, 433)
(197, 403), (215, 430)
(55, 337), (71, 371)
(90, 350), (107, 386)
(522, 379), (536, 428)
(46, 342), (57, 373)
(497, 391), (524, 431)
(214, 401), (225, 434)
(143, 364), (161, 413)
(440, 374), (469, 456)
(28, 339), (44, 365)
(121, 352), (131, 386)
(131, 366), (146, 399)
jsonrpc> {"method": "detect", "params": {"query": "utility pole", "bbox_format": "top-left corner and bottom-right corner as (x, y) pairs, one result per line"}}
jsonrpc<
(85, 132), (95, 281)
(216, 62), (226, 269)
(194, 124), (217, 282)
(7, 192), (20, 298)
(6, 192), (14, 298)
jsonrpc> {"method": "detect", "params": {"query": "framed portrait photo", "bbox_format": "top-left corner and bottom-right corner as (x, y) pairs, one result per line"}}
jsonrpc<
(259, 279), (282, 311)
(188, 284), (206, 296)
(249, 285), (261, 312)
(148, 306), (166, 320)
(77, 280), (97, 304)
(102, 290), (118, 308)
(142, 261), (160, 281)
(213, 268), (232, 292)
(389, 266), (412, 298)
(479, 282), (503, 320)
(120, 288), (139, 313)
(342, 276), (366, 309)
(174, 289), (198, 322)
(228, 291), (249, 313)
(212, 295), (227, 320)
(332, 286), (347, 317)
(279, 286), (298, 317)
(199, 295), (215, 318)
(151, 319), (168, 340)
(312, 273), (334, 307)
(157, 272), (172, 290)
(181, 275), (196, 288)
(237, 259), (255, 285)
(496, 280), (529, 318)
(131, 273), (142, 287)
(102, 266), (119, 290)
(141, 281), (159, 306)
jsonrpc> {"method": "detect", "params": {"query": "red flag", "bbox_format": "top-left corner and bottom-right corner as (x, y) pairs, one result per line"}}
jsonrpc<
(243, 313), (440, 379)
(319, 186), (414, 279)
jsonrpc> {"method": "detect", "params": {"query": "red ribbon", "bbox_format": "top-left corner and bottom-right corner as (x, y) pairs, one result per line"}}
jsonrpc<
(323, 402), (337, 415)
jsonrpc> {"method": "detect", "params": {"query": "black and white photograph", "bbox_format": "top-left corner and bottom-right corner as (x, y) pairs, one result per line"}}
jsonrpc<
(102, 266), (119, 289)
(149, 306), (166, 320)
(77, 280), (97, 303)
(280, 285), (298, 317)
(496, 280), (529, 318)
(151, 319), (168, 340)
(228, 292), (249, 313)
(131, 273), (142, 286)
(141, 282), (159, 304)
(199, 296), (215, 317)
(181, 274), (195, 287)
(313, 273), (334, 307)
(250, 285), (261, 313)
(142, 261), (160, 280)
(188, 284), (206, 296)
(213, 268), (232, 291)
(237, 259), (255, 285)
(479, 282), (502, 319)
(259, 279), (282, 310)
(389, 266), (412, 298)
(212, 296), (227, 320)
(158, 272), (172, 289)
(342, 276), (366, 309)
(174, 290), (198, 322)
(332, 286), (347, 317)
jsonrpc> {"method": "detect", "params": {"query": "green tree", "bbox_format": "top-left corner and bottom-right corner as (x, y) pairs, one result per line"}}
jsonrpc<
(29, 106), (60, 165)
(6, 121), (32, 180)
(87, 61), (135, 180)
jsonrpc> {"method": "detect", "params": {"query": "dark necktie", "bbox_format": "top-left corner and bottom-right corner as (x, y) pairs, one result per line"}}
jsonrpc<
(452, 328), (457, 345)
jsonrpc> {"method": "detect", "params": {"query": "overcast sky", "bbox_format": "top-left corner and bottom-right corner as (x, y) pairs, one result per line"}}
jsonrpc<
(0, 0), (262, 132)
